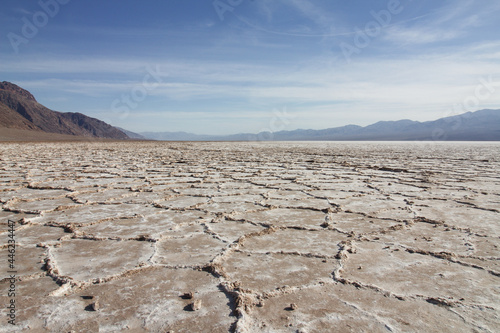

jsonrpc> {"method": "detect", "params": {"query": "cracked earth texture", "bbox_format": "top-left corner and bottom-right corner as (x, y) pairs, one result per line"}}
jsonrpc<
(0, 141), (499, 332)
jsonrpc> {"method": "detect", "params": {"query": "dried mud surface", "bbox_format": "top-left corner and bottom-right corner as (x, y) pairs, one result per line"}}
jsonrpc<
(0, 141), (499, 332)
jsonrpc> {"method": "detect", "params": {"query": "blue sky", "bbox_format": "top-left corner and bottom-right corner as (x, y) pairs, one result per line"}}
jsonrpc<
(1, 0), (499, 135)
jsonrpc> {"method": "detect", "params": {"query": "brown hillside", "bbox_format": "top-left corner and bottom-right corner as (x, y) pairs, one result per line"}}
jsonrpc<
(0, 81), (129, 140)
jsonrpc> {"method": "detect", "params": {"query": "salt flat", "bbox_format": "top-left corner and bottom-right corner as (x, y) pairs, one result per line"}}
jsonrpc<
(0, 141), (499, 332)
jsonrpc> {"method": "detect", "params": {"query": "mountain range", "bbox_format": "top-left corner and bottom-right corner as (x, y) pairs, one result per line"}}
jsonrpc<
(141, 109), (500, 141)
(1, 81), (499, 141)
(0, 81), (129, 140)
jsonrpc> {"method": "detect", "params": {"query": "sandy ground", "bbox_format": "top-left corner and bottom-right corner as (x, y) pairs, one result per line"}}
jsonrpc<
(0, 141), (499, 332)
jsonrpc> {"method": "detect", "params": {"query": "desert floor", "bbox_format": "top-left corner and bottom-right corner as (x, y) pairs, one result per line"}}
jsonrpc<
(0, 141), (499, 332)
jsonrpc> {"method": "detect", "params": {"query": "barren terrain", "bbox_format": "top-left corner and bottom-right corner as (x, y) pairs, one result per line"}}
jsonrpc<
(0, 141), (499, 332)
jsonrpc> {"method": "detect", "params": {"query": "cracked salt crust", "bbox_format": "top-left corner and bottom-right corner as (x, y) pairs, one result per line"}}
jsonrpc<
(224, 252), (337, 293)
(342, 241), (499, 307)
(234, 208), (327, 229)
(207, 220), (266, 243)
(0, 141), (499, 332)
(155, 233), (227, 267)
(240, 228), (346, 257)
(250, 283), (487, 332)
(52, 239), (155, 281)
(0, 245), (46, 280)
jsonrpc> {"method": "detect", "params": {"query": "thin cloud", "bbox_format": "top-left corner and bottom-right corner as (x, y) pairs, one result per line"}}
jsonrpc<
(15, 44), (500, 113)
(384, 0), (499, 45)
(384, 27), (459, 45)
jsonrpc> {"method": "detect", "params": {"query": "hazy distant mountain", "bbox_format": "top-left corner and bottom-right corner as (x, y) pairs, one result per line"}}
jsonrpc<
(141, 109), (500, 141)
(140, 131), (214, 141)
(0, 81), (129, 140)
(116, 127), (146, 140)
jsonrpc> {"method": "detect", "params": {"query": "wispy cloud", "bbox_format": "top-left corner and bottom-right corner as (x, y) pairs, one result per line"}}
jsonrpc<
(14, 39), (500, 116)
(284, 0), (334, 29)
(231, 0), (338, 37)
(384, 0), (499, 45)
(384, 27), (459, 45)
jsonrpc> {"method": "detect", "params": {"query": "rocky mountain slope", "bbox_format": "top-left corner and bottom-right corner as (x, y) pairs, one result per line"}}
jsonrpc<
(0, 81), (129, 140)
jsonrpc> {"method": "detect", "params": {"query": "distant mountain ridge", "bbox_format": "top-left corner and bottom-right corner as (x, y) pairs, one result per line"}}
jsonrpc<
(141, 109), (500, 141)
(1, 81), (498, 141)
(0, 81), (129, 140)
